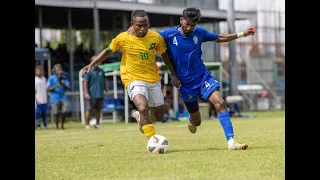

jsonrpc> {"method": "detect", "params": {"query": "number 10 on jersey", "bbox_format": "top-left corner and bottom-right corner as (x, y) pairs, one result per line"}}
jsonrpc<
(140, 52), (149, 60)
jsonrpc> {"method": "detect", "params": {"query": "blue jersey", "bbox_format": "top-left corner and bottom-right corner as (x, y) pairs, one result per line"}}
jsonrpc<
(159, 25), (218, 90)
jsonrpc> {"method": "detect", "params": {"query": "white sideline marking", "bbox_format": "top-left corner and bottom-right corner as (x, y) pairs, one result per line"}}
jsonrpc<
(37, 131), (85, 138)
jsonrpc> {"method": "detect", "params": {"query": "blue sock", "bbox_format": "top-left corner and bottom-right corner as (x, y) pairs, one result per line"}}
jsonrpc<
(189, 117), (193, 124)
(218, 111), (234, 141)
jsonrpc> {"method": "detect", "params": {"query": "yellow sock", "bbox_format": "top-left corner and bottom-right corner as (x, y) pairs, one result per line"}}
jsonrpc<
(141, 124), (155, 139)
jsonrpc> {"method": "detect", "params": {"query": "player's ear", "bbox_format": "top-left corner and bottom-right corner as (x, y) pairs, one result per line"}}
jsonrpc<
(180, 17), (183, 23)
(130, 23), (135, 29)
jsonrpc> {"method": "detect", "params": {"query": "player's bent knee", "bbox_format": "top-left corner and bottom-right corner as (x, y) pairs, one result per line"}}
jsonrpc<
(215, 99), (227, 112)
(137, 105), (148, 113)
(184, 101), (199, 113)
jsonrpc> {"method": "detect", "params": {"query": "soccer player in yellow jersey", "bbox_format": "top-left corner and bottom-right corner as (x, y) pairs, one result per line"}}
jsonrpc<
(83, 10), (180, 140)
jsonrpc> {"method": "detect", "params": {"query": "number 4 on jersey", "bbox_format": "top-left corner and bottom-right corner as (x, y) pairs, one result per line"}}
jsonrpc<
(173, 37), (178, 46)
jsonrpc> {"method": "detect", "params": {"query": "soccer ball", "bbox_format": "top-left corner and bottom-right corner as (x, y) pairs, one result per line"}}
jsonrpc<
(147, 135), (169, 154)
(89, 119), (97, 126)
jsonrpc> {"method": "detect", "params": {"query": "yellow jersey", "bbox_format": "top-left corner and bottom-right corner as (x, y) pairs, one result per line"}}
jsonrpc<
(108, 29), (166, 88)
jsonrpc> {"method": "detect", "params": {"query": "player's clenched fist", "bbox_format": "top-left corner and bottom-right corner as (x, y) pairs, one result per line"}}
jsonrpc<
(171, 74), (181, 89)
(244, 27), (256, 36)
(82, 64), (92, 74)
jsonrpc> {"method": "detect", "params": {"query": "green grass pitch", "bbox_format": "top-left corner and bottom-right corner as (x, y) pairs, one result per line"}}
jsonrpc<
(36, 110), (284, 180)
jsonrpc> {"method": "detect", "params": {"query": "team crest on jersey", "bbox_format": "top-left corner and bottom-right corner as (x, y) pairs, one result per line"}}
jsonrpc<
(149, 43), (156, 50)
(193, 36), (198, 44)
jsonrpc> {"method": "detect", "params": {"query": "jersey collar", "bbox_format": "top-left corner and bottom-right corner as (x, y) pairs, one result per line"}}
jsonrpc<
(175, 25), (197, 36)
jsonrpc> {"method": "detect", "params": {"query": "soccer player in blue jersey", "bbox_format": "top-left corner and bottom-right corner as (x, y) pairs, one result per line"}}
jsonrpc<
(159, 7), (256, 150)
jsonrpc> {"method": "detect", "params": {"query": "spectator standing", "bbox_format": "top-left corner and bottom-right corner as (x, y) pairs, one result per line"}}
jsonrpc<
(47, 64), (71, 129)
(35, 65), (48, 129)
(83, 56), (108, 129)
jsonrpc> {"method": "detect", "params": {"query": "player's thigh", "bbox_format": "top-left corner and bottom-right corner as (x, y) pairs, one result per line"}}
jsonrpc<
(127, 81), (148, 102)
(61, 101), (69, 114)
(179, 88), (201, 122)
(127, 81), (149, 110)
(184, 100), (200, 114)
(200, 75), (221, 101)
(147, 81), (164, 107)
(50, 102), (59, 115)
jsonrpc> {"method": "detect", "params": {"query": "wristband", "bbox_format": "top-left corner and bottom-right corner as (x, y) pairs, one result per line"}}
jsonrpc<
(237, 32), (244, 38)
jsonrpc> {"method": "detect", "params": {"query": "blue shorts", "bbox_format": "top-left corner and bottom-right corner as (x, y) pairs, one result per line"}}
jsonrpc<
(179, 72), (220, 103)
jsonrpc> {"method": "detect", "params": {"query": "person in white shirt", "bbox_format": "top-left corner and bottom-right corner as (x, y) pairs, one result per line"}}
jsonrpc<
(35, 65), (48, 129)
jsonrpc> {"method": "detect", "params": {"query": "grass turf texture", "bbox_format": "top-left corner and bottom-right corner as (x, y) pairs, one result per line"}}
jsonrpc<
(36, 110), (284, 180)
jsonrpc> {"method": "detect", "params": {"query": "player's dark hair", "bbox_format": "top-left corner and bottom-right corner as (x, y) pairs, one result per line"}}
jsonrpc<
(131, 10), (148, 23)
(182, 7), (201, 24)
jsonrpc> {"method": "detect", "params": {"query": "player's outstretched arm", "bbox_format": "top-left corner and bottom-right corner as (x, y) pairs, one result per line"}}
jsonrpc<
(215, 26), (256, 43)
(82, 48), (112, 74)
(162, 52), (181, 88)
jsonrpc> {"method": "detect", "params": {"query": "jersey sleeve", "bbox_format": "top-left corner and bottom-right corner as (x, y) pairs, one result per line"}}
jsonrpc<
(108, 33), (124, 52)
(155, 33), (167, 55)
(201, 28), (218, 42)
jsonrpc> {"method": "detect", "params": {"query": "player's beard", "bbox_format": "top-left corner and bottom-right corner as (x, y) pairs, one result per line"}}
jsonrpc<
(182, 28), (192, 35)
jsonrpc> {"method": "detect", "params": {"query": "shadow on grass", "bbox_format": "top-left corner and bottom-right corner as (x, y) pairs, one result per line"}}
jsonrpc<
(169, 147), (227, 153)
(168, 146), (261, 153)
